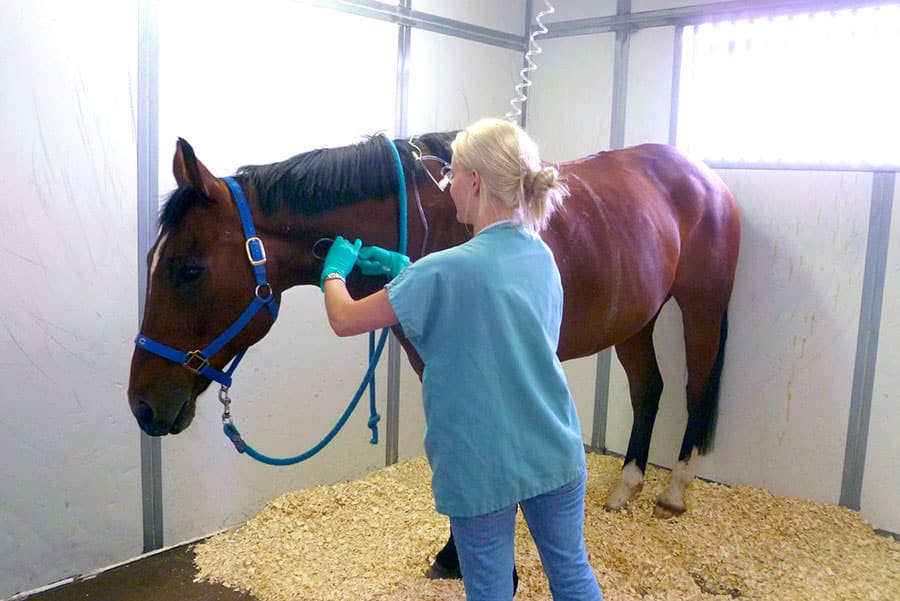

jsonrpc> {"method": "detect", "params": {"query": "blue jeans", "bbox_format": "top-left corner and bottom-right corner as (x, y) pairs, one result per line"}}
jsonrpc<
(449, 468), (602, 601)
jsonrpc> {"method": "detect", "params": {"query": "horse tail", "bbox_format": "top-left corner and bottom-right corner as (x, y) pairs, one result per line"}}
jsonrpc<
(697, 308), (728, 454)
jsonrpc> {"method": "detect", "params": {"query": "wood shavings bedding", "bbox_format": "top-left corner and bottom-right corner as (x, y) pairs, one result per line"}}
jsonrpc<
(194, 454), (900, 600)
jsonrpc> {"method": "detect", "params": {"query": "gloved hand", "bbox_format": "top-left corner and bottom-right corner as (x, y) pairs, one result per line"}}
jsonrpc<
(321, 236), (362, 290)
(357, 245), (410, 278)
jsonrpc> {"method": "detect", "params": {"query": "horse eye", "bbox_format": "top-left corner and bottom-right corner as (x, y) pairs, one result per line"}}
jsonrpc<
(176, 264), (204, 285)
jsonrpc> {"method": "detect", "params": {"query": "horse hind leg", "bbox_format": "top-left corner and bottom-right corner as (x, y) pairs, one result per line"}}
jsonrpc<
(654, 308), (728, 518)
(605, 316), (664, 511)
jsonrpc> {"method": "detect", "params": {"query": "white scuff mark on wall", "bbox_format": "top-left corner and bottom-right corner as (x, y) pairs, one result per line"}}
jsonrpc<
(3, 322), (56, 385)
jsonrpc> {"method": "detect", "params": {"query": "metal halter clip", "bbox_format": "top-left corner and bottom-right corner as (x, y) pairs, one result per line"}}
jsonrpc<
(219, 386), (232, 424)
(183, 350), (209, 374)
(245, 237), (267, 266)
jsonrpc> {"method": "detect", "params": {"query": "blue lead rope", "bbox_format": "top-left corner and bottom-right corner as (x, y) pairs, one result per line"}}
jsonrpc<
(223, 133), (406, 465)
(223, 328), (389, 465)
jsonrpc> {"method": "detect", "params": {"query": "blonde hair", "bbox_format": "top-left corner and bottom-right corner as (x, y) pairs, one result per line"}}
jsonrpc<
(451, 118), (567, 231)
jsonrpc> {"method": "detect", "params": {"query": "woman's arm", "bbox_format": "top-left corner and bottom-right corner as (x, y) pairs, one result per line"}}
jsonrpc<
(323, 280), (399, 337)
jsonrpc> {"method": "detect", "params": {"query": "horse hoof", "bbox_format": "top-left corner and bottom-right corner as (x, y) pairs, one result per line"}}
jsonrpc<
(653, 499), (686, 519)
(425, 561), (461, 580)
(604, 481), (642, 512)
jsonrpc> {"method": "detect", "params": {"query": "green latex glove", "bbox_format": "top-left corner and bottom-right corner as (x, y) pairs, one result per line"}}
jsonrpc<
(321, 236), (362, 290)
(357, 245), (410, 278)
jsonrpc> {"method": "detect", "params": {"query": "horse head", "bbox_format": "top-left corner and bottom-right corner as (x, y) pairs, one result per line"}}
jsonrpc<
(128, 139), (282, 435)
(128, 133), (463, 436)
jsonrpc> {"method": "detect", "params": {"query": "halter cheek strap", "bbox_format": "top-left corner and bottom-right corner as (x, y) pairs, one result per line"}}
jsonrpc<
(134, 176), (279, 388)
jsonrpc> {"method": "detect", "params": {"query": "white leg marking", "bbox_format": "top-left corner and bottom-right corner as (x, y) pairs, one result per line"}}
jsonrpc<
(655, 448), (699, 517)
(605, 459), (644, 510)
(147, 232), (168, 297)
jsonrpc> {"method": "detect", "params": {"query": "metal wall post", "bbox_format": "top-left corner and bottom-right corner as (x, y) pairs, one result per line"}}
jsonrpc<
(840, 172), (895, 509)
(385, 0), (412, 467)
(137, 0), (164, 553)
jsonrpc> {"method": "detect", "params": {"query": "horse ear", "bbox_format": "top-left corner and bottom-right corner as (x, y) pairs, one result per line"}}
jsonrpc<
(173, 138), (228, 200)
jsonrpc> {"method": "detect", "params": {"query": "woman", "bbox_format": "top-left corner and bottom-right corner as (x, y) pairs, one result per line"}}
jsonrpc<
(320, 118), (603, 601)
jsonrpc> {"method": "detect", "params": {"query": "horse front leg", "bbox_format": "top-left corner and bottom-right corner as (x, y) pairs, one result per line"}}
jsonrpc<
(653, 309), (728, 518)
(426, 532), (461, 578)
(426, 531), (520, 595)
(605, 320), (663, 511)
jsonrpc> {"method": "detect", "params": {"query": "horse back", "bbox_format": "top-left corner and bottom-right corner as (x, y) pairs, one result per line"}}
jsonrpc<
(543, 144), (739, 360)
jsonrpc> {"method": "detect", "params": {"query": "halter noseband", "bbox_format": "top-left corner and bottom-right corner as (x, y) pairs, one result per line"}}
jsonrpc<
(134, 177), (279, 388)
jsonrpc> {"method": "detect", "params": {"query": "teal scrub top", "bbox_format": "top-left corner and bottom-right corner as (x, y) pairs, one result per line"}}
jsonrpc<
(386, 221), (585, 517)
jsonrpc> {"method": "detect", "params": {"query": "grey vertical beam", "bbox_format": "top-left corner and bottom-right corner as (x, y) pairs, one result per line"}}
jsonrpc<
(137, 0), (164, 552)
(608, 0), (631, 150)
(385, 337), (402, 466)
(840, 172), (895, 509)
(591, 349), (612, 451)
(668, 25), (684, 146)
(385, 0), (411, 467)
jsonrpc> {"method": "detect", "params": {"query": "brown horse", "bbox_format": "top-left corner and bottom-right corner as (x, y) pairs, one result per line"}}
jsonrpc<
(128, 132), (739, 575)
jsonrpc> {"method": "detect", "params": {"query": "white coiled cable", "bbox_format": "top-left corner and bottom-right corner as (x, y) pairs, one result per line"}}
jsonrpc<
(505, 0), (556, 122)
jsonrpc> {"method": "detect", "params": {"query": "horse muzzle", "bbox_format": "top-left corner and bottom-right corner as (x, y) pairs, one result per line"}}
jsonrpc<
(129, 391), (197, 436)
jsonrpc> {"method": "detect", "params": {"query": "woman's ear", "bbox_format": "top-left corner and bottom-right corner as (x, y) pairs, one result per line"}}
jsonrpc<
(471, 169), (481, 196)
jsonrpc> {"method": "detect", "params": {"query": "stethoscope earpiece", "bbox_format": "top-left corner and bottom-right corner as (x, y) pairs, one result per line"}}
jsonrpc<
(312, 238), (334, 261)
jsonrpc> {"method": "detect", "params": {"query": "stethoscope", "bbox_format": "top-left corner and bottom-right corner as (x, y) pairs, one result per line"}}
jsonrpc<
(311, 135), (449, 262)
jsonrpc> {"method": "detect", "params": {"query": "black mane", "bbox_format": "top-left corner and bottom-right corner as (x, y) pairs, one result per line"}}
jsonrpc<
(158, 131), (455, 228)
(236, 131), (455, 216)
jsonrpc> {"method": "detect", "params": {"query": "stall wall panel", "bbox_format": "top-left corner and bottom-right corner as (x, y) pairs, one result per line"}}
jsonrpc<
(527, 34), (616, 162)
(407, 30), (522, 135)
(709, 170), (869, 505)
(864, 180), (900, 533)
(399, 30), (527, 460)
(633, 0), (724, 11)
(606, 171), (870, 507)
(0, 1), (141, 597)
(624, 25), (675, 146)
(156, 0), (400, 543)
(414, 0), (525, 35)
(540, 0), (617, 21)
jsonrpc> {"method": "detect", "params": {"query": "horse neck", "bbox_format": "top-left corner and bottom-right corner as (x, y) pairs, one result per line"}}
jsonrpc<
(404, 178), (471, 260)
(251, 185), (468, 294)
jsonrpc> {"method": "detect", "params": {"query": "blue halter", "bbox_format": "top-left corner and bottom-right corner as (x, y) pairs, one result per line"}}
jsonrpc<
(134, 176), (279, 388)
(134, 133), (407, 466)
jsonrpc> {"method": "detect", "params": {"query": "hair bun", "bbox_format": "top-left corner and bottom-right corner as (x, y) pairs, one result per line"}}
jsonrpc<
(529, 167), (559, 199)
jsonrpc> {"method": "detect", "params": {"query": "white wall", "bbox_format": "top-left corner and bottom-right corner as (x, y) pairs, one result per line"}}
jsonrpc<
(865, 180), (900, 534)
(526, 32), (615, 163)
(0, 1), (141, 597)
(414, 0), (525, 35)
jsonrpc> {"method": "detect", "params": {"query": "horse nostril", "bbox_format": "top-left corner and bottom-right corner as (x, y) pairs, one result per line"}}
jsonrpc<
(134, 401), (154, 427)
(134, 401), (170, 436)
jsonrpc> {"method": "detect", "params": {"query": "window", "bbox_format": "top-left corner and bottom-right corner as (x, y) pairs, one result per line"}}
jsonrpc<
(676, 4), (900, 167)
